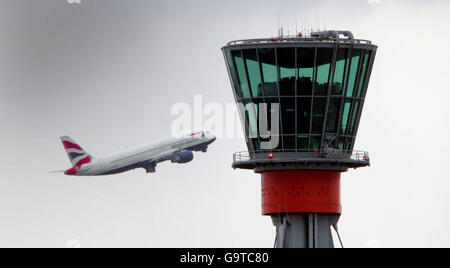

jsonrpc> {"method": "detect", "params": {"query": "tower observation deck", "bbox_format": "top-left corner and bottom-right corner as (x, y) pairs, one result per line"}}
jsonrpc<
(222, 31), (377, 248)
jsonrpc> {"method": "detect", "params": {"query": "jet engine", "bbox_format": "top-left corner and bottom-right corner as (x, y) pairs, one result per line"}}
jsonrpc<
(171, 150), (194, 164)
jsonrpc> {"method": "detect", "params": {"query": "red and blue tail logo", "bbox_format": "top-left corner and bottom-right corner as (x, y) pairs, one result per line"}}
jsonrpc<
(60, 136), (92, 169)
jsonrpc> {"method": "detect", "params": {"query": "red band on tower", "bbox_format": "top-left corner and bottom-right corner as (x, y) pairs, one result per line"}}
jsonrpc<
(261, 170), (341, 215)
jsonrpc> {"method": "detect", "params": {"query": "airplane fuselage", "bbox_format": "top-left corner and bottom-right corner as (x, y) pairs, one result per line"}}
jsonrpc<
(62, 132), (216, 176)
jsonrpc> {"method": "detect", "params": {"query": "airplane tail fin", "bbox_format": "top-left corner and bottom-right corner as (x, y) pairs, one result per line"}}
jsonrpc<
(60, 136), (93, 168)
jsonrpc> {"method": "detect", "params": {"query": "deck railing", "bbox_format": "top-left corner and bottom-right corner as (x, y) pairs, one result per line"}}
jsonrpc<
(232, 149), (369, 164)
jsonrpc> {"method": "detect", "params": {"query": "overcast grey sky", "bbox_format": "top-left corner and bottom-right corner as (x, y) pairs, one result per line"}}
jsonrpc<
(0, 0), (450, 247)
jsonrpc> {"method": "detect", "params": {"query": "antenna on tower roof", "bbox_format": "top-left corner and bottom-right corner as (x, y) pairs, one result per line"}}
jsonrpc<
(277, 12), (280, 37)
(315, 12), (318, 31)
(287, 15), (289, 36)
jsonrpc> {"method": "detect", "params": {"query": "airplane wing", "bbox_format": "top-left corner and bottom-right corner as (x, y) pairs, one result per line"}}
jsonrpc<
(155, 148), (181, 163)
(142, 148), (181, 173)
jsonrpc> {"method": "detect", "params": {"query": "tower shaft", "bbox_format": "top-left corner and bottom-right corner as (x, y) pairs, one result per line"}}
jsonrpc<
(273, 213), (340, 248)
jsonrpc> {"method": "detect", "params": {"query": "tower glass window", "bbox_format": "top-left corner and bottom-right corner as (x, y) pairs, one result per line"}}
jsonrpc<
(326, 97), (341, 133)
(333, 48), (348, 95)
(312, 97), (326, 134)
(277, 48), (296, 96)
(225, 51), (243, 99)
(315, 48), (333, 96)
(231, 50), (251, 99)
(297, 47), (315, 96)
(355, 50), (371, 97)
(243, 49), (263, 98)
(297, 97), (311, 134)
(348, 100), (360, 135)
(341, 100), (352, 134)
(258, 48), (278, 96)
(280, 97), (296, 135)
(297, 135), (309, 151)
(346, 49), (362, 98)
(223, 42), (375, 155)
(245, 102), (260, 151)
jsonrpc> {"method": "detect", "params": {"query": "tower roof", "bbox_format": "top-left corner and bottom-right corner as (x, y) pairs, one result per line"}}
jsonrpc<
(224, 30), (377, 48)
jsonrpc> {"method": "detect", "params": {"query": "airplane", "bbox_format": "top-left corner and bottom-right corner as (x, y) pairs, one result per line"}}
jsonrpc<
(55, 131), (216, 176)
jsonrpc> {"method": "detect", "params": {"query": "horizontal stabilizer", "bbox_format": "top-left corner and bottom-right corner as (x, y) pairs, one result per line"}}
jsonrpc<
(49, 169), (66, 173)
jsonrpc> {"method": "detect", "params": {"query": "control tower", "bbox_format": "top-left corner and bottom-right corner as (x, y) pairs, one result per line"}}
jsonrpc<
(222, 31), (377, 248)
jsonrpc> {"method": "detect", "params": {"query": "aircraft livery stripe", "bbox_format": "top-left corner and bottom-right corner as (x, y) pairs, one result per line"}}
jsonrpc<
(74, 156), (91, 168)
(62, 141), (83, 151)
(68, 152), (85, 161)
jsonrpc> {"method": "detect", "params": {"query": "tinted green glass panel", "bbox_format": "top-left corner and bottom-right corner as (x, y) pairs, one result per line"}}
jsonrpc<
(341, 100), (351, 134)
(297, 48), (315, 95)
(280, 97), (295, 134)
(243, 49), (263, 98)
(317, 63), (330, 84)
(345, 138), (354, 151)
(355, 51), (370, 97)
(258, 48), (278, 96)
(333, 48), (348, 95)
(225, 51), (243, 99)
(251, 138), (260, 151)
(242, 107), (254, 152)
(310, 136), (321, 150)
(259, 100), (271, 152)
(263, 98), (281, 137)
(277, 48), (296, 96)
(280, 67), (296, 79)
(283, 135), (296, 151)
(262, 64), (277, 82)
(348, 100), (360, 135)
(297, 135), (309, 151)
(311, 97), (326, 134)
(326, 98), (341, 133)
(315, 48), (333, 96)
(231, 50), (251, 98)
(297, 97), (311, 133)
(299, 67), (314, 79)
(245, 102), (258, 139)
(346, 49), (362, 97)
(338, 137), (345, 150)
(242, 101), (258, 152)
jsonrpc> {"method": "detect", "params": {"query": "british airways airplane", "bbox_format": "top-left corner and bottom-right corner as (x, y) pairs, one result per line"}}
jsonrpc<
(55, 131), (216, 176)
